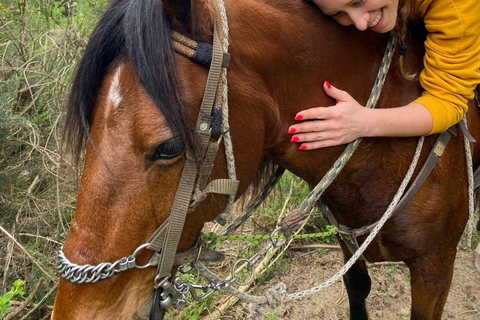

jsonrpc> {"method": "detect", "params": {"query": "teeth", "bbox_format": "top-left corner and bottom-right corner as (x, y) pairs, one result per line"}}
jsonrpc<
(368, 9), (383, 28)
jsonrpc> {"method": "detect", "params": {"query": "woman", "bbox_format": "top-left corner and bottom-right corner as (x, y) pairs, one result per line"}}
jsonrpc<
(289, 0), (480, 150)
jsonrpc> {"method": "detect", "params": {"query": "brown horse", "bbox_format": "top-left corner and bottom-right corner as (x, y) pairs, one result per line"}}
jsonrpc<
(52, 0), (480, 319)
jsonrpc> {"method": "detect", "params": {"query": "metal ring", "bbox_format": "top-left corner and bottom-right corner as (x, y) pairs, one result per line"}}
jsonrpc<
(132, 243), (151, 257)
(270, 226), (286, 248)
(179, 264), (193, 274)
(154, 275), (170, 290)
(131, 243), (154, 269)
(231, 258), (254, 286)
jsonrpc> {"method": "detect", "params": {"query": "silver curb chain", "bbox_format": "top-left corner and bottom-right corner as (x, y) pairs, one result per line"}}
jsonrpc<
(57, 244), (153, 284)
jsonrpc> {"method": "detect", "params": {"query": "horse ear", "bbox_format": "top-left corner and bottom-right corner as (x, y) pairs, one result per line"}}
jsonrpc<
(161, 0), (192, 31)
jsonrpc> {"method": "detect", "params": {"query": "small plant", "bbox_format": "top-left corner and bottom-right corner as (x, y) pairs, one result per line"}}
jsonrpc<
(0, 280), (25, 317)
(386, 265), (398, 276)
(317, 248), (329, 256)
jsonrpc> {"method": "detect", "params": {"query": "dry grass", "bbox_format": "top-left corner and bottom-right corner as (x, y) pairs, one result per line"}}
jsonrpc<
(0, 1), (107, 318)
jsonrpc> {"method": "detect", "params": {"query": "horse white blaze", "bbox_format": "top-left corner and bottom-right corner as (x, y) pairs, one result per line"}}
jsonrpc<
(108, 66), (123, 110)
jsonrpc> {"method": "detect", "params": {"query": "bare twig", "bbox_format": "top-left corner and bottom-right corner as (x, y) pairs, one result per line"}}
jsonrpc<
(0, 225), (56, 282)
(2, 206), (22, 291)
(367, 261), (406, 267)
(334, 282), (346, 306)
(19, 285), (57, 320)
(18, 233), (61, 245)
(288, 244), (341, 251)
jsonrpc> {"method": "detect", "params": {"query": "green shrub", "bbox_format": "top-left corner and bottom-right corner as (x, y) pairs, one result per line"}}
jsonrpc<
(0, 280), (25, 317)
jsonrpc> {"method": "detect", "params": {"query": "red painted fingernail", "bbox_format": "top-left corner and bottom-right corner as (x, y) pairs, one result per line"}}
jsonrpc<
(299, 145), (307, 150)
(294, 114), (303, 121)
(290, 137), (299, 142)
(288, 128), (296, 134)
(325, 81), (331, 89)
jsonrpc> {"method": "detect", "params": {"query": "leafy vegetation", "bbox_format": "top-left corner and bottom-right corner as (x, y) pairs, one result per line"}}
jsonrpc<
(0, 280), (25, 317)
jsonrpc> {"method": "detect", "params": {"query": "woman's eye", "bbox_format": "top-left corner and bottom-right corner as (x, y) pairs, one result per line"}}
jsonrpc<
(331, 11), (344, 19)
(150, 137), (185, 161)
(353, 0), (365, 6)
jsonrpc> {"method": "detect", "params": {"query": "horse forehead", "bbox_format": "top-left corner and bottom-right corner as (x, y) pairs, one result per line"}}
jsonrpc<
(101, 63), (173, 143)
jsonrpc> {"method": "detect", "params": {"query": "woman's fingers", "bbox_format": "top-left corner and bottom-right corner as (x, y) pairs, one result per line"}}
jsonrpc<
(288, 118), (340, 136)
(294, 82), (351, 121)
(293, 106), (335, 122)
(323, 81), (351, 101)
(289, 82), (367, 150)
(297, 140), (340, 150)
(290, 130), (337, 143)
(289, 123), (345, 150)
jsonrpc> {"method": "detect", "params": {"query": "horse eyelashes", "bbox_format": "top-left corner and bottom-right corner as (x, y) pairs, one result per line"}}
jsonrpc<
(151, 137), (185, 161)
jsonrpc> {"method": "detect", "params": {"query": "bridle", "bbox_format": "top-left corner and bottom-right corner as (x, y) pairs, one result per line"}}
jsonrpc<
(57, 0), (236, 318)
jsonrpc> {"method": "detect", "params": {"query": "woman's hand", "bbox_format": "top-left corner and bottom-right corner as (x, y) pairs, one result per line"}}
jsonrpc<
(288, 81), (372, 150)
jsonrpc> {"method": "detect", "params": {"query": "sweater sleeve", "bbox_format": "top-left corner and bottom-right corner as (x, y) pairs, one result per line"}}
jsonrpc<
(412, 0), (480, 134)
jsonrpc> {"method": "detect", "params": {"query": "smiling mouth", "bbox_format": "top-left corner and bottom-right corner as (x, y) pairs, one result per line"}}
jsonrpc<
(368, 8), (383, 28)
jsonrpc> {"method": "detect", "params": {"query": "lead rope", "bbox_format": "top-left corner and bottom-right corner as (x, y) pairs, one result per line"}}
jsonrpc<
(462, 117), (475, 249)
(193, 34), (424, 318)
(193, 135), (425, 318)
(276, 37), (396, 235)
(212, 0), (237, 224)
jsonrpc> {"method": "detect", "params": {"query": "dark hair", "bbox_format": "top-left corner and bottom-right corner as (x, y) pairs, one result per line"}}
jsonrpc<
(64, 0), (199, 165)
(393, 0), (416, 80)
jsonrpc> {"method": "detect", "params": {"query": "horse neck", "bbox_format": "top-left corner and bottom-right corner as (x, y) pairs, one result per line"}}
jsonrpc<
(225, 0), (392, 183)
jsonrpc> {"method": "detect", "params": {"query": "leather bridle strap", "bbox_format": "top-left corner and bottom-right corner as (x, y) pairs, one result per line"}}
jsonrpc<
(146, 21), (226, 279)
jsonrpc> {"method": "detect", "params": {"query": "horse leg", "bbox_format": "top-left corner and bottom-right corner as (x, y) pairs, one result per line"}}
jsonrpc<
(406, 249), (456, 320)
(341, 243), (371, 320)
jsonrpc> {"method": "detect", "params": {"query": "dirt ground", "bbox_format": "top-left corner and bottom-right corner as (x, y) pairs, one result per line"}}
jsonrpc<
(220, 249), (480, 320)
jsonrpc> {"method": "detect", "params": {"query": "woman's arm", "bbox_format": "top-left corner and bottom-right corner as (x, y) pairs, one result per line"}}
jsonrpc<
(288, 81), (433, 150)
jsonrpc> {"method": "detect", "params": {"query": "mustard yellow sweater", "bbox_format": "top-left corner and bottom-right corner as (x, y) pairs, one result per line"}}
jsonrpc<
(411, 0), (480, 134)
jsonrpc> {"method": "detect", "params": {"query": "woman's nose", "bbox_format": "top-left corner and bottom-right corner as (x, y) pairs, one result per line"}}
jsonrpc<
(349, 11), (370, 31)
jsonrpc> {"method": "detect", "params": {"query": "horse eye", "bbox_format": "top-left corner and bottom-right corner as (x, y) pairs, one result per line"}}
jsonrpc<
(150, 137), (185, 161)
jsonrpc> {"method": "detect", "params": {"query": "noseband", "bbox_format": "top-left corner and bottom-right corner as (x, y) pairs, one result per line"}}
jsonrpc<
(57, 1), (236, 319)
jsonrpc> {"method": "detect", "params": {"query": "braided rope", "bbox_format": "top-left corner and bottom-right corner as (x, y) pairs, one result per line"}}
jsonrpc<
(462, 117), (475, 249)
(220, 168), (284, 236)
(283, 137), (424, 302)
(214, 0), (237, 222)
(286, 37), (396, 219)
(171, 31), (198, 49)
(171, 31), (198, 58)
(202, 230), (336, 243)
(193, 136), (425, 318)
(171, 42), (196, 59)
(194, 35), (414, 317)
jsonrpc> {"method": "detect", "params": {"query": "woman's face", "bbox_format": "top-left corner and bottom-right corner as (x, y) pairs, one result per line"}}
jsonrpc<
(312, 0), (400, 33)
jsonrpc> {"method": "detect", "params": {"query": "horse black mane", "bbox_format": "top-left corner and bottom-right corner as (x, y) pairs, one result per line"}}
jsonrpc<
(64, 0), (198, 164)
